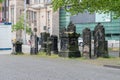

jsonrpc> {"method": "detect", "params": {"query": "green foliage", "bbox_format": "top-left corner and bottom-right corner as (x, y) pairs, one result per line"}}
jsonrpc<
(12, 15), (31, 34)
(26, 26), (32, 35)
(52, 0), (120, 18)
(0, 0), (3, 3)
(0, 0), (3, 11)
(37, 52), (59, 58)
(12, 15), (24, 31)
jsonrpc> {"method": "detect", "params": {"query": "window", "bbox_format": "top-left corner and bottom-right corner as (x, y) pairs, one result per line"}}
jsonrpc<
(26, 0), (30, 4)
(33, 12), (37, 26)
(47, 11), (50, 26)
(27, 11), (37, 26)
(11, 7), (14, 24)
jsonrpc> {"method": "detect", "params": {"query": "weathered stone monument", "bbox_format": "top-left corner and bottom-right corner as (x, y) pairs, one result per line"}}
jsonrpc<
(40, 32), (50, 52)
(50, 35), (58, 54)
(41, 35), (58, 55)
(30, 28), (38, 55)
(46, 37), (52, 55)
(94, 23), (108, 57)
(12, 41), (23, 54)
(82, 28), (91, 58)
(59, 22), (81, 57)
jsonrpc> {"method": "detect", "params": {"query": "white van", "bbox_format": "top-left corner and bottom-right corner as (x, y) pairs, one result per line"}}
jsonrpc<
(0, 22), (12, 52)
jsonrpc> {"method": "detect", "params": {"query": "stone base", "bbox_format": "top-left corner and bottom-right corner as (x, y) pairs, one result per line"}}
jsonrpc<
(59, 51), (81, 58)
(30, 48), (38, 55)
(51, 50), (58, 54)
(39, 47), (46, 52)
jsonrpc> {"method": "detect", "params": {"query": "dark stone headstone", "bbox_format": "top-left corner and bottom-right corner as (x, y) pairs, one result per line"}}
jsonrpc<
(67, 21), (76, 33)
(59, 22), (81, 58)
(82, 28), (91, 58)
(15, 41), (23, 54)
(40, 32), (50, 52)
(30, 28), (38, 55)
(30, 30), (38, 55)
(50, 35), (58, 54)
(46, 37), (52, 56)
(94, 23), (108, 57)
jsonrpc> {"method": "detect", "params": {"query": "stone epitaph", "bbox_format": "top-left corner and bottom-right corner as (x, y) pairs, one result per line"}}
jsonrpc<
(12, 41), (23, 54)
(46, 37), (52, 55)
(30, 28), (38, 55)
(82, 28), (91, 58)
(94, 23), (108, 57)
(40, 32), (50, 52)
(59, 22), (81, 57)
(50, 35), (58, 54)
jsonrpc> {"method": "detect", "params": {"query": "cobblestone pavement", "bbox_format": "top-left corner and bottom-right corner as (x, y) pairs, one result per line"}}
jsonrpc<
(0, 54), (120, 80)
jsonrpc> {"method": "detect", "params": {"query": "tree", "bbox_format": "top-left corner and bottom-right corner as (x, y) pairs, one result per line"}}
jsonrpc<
(52, 0), (120, 18)
(0, 0), (3, 10)
(12, 15), (31, 42)
(0, 0), (3, 3)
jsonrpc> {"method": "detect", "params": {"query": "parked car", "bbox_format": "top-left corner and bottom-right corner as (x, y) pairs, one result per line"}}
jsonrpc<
(78, 37), (83, 46)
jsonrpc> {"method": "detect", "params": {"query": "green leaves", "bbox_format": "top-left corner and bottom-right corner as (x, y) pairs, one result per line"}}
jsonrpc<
(0, 0), (3, 3)
(52, 0), (120, 18)
(12, 15), (31, 34)
(12, 15), (24, 31)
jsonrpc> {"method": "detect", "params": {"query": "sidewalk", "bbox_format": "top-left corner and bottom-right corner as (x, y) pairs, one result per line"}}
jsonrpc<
(0, 44), (42, 55)
(0, 50), (12, 54)
(0, 45), (31, 54)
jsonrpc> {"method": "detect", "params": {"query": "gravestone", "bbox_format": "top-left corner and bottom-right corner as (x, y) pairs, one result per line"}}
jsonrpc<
(15, 41), (23, 53)
(59, 21), (81, 57)
(30, 28), (38, 55)
(40, 32), (50, 52)
(94, 23), (108, 57)
(46, 37), (52, 55)
(82, 28), (91, 58)
(50, 35), (58, 54)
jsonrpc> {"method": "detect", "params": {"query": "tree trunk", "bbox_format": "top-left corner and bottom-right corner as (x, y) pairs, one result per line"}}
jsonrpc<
(16, 30), (22, 42)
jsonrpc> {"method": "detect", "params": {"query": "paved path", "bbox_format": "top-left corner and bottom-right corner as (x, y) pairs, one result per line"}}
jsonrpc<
(0, 55), (120, 80)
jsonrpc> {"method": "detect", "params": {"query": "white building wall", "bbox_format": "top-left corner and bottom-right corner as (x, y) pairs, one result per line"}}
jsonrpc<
(40, 9), (47, 32)
(9, 0), (59, 40)
(52, 10), (59, 37)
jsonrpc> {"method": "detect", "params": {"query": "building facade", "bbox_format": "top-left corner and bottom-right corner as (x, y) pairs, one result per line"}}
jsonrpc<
(59, 10), (120, 40)
(1, 0), (9, 22)
(26, 0), (59, 37)
(0, 3), (2, 22)
(1, 0), (120, 41)
(8, 0), (59, 41)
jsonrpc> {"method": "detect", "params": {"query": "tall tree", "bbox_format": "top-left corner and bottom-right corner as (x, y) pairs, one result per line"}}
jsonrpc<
(52, 0), (120, 18)
(0, 0), (3, 3)
(0, 0), (3, 10)
(12, 15), (31, 42)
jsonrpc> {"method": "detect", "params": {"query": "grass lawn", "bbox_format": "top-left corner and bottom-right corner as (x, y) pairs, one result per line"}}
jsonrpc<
(14, 51), (120, 66)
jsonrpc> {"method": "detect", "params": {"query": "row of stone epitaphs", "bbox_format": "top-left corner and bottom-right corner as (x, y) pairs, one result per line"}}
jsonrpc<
(30, 22), (108, 58)
(13, 22), (108, 58)
(82, 23), (108, 58)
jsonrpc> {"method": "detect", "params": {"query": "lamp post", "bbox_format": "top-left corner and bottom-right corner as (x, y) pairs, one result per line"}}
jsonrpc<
(24, 0), (27, 44)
